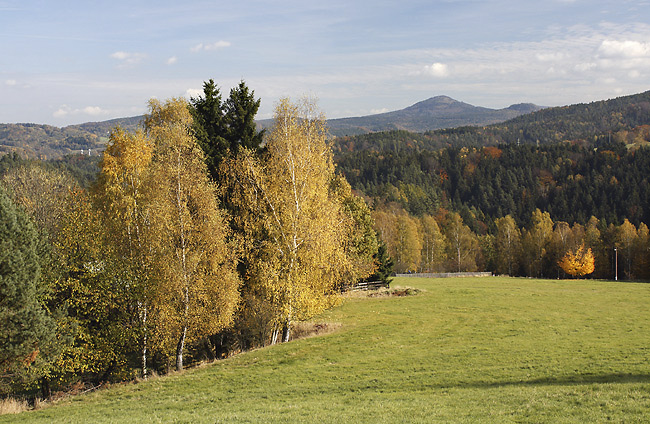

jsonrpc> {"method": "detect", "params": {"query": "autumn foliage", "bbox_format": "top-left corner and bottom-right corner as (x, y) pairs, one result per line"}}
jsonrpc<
(558, 244), (595, 277)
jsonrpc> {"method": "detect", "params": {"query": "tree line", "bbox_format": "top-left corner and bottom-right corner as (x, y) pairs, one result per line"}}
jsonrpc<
(0, 81), (382, 399)
(374, 203), (647, 281)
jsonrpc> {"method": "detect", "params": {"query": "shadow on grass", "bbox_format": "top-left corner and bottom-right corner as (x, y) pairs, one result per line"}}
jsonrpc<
(434, 373), (650, 390)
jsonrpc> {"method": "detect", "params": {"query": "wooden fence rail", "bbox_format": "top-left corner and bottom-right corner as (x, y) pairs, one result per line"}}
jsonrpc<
(350, 280), (390, 291)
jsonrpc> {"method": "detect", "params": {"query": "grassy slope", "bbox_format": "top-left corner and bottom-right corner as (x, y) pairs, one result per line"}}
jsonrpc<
(4, 277), (650, 423)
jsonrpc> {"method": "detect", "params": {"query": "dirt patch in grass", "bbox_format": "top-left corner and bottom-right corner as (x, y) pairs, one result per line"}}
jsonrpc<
(344, 286), (422, 298)
(289, 321), (342, 341)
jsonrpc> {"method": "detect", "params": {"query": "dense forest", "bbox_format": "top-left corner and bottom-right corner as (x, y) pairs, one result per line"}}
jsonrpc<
(336, 141), (650, 229)
(331, 91), (650, 284)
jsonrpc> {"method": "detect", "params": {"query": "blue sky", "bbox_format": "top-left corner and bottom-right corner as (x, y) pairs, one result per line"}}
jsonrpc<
(2, 0), (650, 126)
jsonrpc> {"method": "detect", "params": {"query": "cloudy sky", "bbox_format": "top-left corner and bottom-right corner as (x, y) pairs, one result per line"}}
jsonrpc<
(1, 0), (650, 126)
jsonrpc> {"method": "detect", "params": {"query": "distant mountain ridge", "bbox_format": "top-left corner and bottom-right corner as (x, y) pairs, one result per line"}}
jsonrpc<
(324, 96), (543, 136)
(11, 91), (650, 160)
(332, 90), (650, 154)
(0, 95), (540, 158)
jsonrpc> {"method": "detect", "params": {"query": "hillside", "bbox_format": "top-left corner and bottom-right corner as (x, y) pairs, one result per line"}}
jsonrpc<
(332, 90), (650, 153)
(0, 117), (142, 159)
(1, 95), (538, 159)
(4, 277), (649, 423)
(2, 90), (649, 159)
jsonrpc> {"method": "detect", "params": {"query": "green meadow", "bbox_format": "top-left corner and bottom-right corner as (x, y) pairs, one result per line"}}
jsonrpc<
(3, 276), (650, 423)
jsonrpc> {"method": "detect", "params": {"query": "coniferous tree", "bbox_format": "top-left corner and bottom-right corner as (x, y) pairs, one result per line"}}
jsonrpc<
(189, 79), (264, 181)
(364, 242), (394, 285)
(189, 79), (228, 180)
(0, 186), (57, 394)
(224, 80), (265, 155)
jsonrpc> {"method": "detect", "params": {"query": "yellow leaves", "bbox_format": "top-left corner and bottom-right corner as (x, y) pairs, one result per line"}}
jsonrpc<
(230, 97), (347, 328)
(91, 96), (240, 369)
(137, 97), (240, 365)
(558, 243), (595, 277)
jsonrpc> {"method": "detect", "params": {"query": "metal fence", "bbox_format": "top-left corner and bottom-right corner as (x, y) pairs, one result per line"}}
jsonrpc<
(395, 272), (493, 278)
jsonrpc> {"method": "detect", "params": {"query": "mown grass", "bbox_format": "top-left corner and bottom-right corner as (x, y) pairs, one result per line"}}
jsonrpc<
(3, 277), (650, 423)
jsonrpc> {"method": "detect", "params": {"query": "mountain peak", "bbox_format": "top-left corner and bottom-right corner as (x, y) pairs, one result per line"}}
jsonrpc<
(326, 96), (542, 136)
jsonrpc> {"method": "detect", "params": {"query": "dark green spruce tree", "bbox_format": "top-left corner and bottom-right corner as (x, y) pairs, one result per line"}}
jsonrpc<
(364, 242), (395, 286)
(0, 185), (57, 395)
(224, 80), (265, 156)
(189, 79), (264, 180)
(189, 79), (228, 180)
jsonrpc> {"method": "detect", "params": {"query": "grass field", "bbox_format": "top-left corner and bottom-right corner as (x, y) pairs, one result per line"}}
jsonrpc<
(3, 276), (650, 423)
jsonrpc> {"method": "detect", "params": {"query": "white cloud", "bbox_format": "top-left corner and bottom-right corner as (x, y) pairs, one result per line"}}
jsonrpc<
(110, 51), (147, 65)
(185, 88), (203, 99)
(53, 105), (109, 119)
(598, 40), (650, 58)
(5, 79), (17, 86)
(82, 106), (104, 116)
(574, 62), (597, 72)
(536, 52), (567, 62)
(190, 41), (231, 52)
(166, 56), (178, 65)
(53, 106), (70, 118)
(423, 62), (449, 78)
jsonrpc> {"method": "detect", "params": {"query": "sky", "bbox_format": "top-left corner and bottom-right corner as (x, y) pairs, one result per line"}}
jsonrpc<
(1, 0), (650, 127)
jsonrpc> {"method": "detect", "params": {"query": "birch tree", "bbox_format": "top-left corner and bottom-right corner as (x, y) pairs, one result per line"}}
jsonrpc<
(396, 214), (422, 273)
(445, 212), (478, 272)
(329, 174), (379, 289)
(418, 214), (446, 273)
(94, 127), (154, 378)
(145, 98), (239, 371)
(494, 215), (521, 276)
(228, 97), (348, 344)
(522, 209), (553, 278)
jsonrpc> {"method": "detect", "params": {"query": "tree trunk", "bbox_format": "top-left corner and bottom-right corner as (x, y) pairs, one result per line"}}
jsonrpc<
(282, 318), (291, 343)
(40, 377), (51, 399)
(141, 303), (148, 379)
(176, 325), (187, 371)
(271, 327), (279, 345)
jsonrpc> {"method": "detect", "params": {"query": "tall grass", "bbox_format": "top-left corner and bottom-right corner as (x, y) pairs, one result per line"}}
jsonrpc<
(2, 277), (650, 423)
(0, 398), (29, 415)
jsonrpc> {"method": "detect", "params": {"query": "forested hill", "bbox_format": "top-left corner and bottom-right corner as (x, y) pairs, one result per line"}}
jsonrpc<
(332, 90), (650, 153)
(333, 92), (650, 231)
(0, 116), (142, 159)
(336, 141), (650, 230)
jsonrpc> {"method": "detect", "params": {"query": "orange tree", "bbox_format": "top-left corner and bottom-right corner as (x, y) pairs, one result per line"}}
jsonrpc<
(558, 243), (595, 277)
